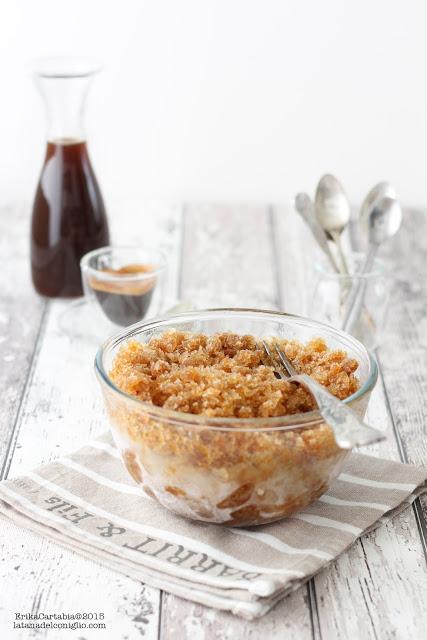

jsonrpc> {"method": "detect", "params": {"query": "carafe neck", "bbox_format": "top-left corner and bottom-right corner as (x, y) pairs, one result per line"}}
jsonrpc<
(34, 58), (101, 143)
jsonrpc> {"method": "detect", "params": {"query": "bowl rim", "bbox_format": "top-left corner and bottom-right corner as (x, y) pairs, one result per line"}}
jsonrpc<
(94, 308), (378, 432)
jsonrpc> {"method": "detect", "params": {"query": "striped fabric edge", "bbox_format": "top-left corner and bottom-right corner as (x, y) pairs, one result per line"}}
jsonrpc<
(25, 471), (306, 579)
(61, 458), (143, 496)
(57, 458), (369, 560)
(318, 495), (391, 511)
(292, 514), (362, 536)
(0, 505), (278, 620)
(86, 441), (121, 459)
(58, 455), (410, 557)
(339, 473), (417, 492)
(0, 483), (278, 599)
(228, 529), (334, 561)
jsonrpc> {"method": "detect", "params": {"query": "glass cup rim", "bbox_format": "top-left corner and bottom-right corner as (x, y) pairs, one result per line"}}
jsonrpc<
(94, 308), (378, 433)
(33, 56), (103, 79)
(314, 252), (392, 280)
(81, 245), (168, 282)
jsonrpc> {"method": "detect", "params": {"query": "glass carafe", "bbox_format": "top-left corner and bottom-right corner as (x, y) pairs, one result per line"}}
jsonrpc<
(31, 58), (110, 298)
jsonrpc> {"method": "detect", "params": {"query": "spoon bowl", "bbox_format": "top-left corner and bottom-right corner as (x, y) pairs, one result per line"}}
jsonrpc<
(315, 174), (351, 273)
(367, 196), (402, 246)
(315, 174), (351, 233)
(360, 182), (397, 235)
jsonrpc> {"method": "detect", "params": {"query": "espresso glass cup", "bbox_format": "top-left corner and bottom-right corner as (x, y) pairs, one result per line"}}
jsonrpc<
(81, 246), (167, 328)
(95, 309), (378, 527)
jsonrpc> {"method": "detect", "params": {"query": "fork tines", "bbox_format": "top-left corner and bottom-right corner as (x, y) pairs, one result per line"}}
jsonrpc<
(261, 339), (293, 379)
(273, 344), (295, 377)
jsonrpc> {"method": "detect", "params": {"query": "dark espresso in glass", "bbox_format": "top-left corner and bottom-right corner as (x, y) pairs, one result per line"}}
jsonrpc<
(31, 139), (110, 297)
(89, 264), (156, 326)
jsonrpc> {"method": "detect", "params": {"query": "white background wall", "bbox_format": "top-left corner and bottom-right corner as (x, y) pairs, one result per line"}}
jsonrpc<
(1, 0), (427, 209)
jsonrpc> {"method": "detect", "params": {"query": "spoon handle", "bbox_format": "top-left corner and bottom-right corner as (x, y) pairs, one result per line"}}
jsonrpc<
(294, 195), (341, 273)
(342, 244), (377, 333)
(329, 230), (350, 275)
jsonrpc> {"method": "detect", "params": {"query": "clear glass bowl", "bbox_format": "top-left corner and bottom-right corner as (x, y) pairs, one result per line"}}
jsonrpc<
(95, 309), (378, 527)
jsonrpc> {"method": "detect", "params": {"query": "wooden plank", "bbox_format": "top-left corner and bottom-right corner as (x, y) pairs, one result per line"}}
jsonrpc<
(0, 203), (46, 476)
(1, 518), (160, 639)
(271, 202), (323, 316)
(348, 207), (427, 474)
(179, 203), (278, 310)
(351, 206), (427, 544)
(0, 202), (182, 640)
(161, 590), (312, 640)
(378, 209), (427, 514)
(273, 204), (427, 639)
(161, 204), (313, 640)
(314, 374), (427, 640)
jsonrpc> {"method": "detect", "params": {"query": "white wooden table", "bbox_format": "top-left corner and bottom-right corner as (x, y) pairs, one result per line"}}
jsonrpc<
(1, 200), (426, 639)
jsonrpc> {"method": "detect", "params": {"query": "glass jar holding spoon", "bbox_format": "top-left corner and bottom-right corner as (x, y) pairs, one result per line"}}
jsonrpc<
(310, 253), (394, 349)
(341, 196), (402, 339)
(295, 178), (402, 349)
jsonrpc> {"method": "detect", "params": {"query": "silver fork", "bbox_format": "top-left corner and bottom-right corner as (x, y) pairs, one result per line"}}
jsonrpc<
(262, 340), (384, 450)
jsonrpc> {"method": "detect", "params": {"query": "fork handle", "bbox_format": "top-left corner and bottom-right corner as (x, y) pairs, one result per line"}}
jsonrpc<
(294, 374), (384, 450)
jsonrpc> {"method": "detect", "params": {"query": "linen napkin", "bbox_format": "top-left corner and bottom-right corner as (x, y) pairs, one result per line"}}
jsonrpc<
(1, 433), (426, 619)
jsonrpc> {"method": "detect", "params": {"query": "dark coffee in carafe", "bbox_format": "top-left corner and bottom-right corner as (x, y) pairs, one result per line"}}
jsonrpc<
(31, 139), (109, 297)
(30, 59), (110, 298)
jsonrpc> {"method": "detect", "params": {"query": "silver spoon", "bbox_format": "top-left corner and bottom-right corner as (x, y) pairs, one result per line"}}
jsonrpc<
(342, 196), (402, 333)
(294, 193), (340, 273)
(262, 340), (384, 449)
(351, 183), (396, 337)
(360, 182), (396, 234)
(315, 174), (351, 274)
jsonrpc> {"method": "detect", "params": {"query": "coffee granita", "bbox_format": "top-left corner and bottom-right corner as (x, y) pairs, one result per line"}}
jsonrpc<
(105, 331), (360, 526)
